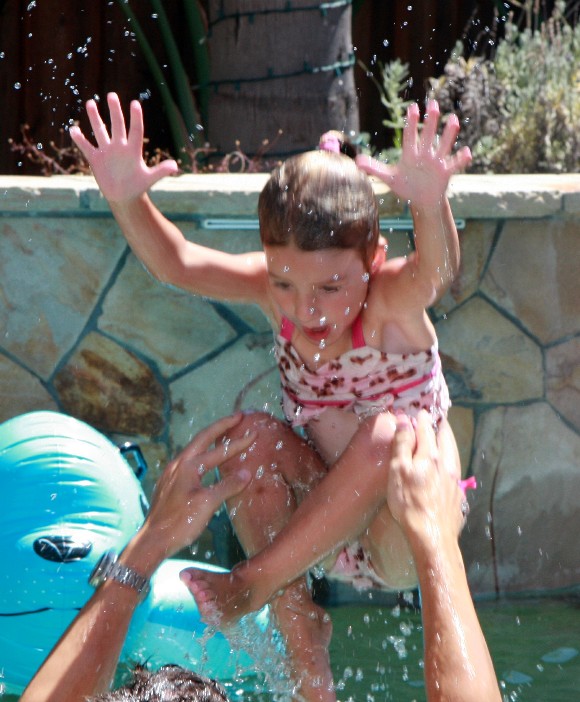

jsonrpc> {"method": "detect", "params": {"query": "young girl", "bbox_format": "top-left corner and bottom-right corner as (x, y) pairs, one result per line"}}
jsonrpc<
(71, 95), (471, 702)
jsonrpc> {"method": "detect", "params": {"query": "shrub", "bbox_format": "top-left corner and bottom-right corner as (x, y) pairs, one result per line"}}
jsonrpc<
(429, 1), (580, 173)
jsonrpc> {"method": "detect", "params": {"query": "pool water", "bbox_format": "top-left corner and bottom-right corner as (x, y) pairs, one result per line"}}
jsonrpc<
(4, 597), (580, 700)
(327, 598), (580, 701)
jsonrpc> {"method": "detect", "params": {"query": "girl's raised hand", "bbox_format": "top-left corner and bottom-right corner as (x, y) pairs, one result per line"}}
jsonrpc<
(356, 100), (471, 209)
(70, 92), (179, 204)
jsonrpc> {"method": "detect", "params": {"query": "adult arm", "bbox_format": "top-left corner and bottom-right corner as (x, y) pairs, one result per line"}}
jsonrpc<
(388, 412), (501, 702)
(20, 414), (254, 702)
(70, 93), (270, 305)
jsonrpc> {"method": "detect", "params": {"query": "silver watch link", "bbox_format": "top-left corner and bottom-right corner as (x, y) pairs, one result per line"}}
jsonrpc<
(89, 550), (150, 602)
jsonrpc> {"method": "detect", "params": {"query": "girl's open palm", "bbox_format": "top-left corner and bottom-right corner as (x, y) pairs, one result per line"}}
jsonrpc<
(356, 100), (471, 209)
(70, 92), (178, 203)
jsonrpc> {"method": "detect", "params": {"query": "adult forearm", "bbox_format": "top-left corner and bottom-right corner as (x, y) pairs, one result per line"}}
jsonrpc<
(20, 580), (140, 702)
(20, 528), (163, 702)
(410, 531), (501, 702)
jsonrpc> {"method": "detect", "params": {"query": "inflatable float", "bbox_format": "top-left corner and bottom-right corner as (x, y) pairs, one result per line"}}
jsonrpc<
(0, 411), (269, 696)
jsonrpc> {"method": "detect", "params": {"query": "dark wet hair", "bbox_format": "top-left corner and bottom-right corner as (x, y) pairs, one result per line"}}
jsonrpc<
(258, 150), (379, 265)
(91, 665), (230, 702)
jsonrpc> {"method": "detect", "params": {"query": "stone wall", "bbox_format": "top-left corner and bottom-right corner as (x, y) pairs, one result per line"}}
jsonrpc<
(1, 173), (579, 597)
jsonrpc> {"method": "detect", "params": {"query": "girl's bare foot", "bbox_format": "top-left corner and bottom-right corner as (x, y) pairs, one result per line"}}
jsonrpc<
(180, 563), (266, 627)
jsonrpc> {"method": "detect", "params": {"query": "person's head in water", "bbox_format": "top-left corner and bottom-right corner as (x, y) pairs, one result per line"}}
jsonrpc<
(258, 148), (382, 345)
(90, 665), (230, 702)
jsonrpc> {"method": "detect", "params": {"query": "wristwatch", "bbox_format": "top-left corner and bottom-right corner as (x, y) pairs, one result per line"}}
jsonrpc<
(89, 550), (150, 601)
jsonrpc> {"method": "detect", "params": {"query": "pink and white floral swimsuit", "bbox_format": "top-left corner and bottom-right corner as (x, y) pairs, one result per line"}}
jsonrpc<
(274, 313), (452, 591)
(275, 314), (450, 428)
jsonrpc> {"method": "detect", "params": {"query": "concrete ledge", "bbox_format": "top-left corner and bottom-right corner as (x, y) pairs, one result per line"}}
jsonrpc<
(2, 173), (580, 219)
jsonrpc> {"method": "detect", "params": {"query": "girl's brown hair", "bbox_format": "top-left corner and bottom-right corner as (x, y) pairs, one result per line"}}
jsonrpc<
(258, 150), (379, 265)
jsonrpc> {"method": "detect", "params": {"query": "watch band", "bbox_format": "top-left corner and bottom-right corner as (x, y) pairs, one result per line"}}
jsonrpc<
(108, 560), (151, 599)
(89, 550), (150, 601)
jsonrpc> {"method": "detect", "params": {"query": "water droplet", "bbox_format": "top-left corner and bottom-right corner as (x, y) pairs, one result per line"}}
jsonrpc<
(14, 82), (21, 90)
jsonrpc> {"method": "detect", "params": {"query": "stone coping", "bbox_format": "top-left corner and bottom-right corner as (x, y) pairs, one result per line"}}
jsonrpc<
(2, 173), (580, 219)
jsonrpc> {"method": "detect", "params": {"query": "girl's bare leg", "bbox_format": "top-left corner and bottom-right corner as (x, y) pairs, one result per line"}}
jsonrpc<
(363, 417), (463, 587)
(182, 411), (400, 619)
(187, 412), (335, 702)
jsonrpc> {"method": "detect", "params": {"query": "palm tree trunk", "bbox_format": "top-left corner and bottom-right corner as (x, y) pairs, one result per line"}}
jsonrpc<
(206, 0), (359, 157)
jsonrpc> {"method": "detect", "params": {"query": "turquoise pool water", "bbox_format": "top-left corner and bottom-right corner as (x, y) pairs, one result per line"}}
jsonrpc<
(326, 598), (580, 701)
(212, 597), (580, 702)
(7, 597), (576, 701)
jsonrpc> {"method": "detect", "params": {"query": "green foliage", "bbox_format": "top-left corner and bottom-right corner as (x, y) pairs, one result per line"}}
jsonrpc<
(116, 0), (209, 165)
(429, 1), (580, 173)
(359, 58), (413, 162)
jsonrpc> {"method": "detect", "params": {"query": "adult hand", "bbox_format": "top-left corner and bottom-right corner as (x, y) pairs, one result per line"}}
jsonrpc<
(128, 414), (254, 571)
(70, 92), (178, 203)
(356, 100), (472, 209)
(387, 411), (464, 540)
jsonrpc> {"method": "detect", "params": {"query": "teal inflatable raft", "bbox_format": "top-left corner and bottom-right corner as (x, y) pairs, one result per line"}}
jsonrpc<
(0, 411), (269, 695)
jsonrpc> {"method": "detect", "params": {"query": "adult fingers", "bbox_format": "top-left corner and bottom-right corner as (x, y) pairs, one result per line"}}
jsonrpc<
(107, 92), (127, 143)
(193, 431), (256, 480)
(177, 413), (245, 462)
(85, 98), (111, 148)
(207, 468), (252, 508)
(413, 411), (439, 470)
(392, 414), (416, 467)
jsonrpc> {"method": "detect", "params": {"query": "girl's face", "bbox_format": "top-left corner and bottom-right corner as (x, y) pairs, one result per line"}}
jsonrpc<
(265, 243), (370, 348)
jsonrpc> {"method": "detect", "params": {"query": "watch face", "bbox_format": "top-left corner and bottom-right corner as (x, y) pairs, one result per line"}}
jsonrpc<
(89, 550), (117, 587)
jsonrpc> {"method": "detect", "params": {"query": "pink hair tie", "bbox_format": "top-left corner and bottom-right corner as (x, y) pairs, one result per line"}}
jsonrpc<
(459, 475), (477, 496)
(319, 132), (342, 154)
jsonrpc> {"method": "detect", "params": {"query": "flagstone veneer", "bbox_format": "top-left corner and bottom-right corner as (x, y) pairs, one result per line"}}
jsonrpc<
(1, 173), (579, 596)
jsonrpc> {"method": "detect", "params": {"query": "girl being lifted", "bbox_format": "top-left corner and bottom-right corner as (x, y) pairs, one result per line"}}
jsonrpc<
(71, 95), (471, 702)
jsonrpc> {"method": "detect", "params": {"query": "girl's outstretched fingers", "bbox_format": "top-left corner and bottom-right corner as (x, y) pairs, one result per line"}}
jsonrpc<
(419, 99), (440, 153)
(402, 102), (421, 155)
(107, 92), (128, 143)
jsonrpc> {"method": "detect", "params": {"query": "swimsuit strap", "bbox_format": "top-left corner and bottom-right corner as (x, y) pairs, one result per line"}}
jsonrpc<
(351, 313), (366, 348)
(280, 316), (295, 341)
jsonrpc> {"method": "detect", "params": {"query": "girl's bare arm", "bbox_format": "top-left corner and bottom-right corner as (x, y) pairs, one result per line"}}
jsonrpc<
(71, 93), (270, 307)
(357, 100), (471, 311)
